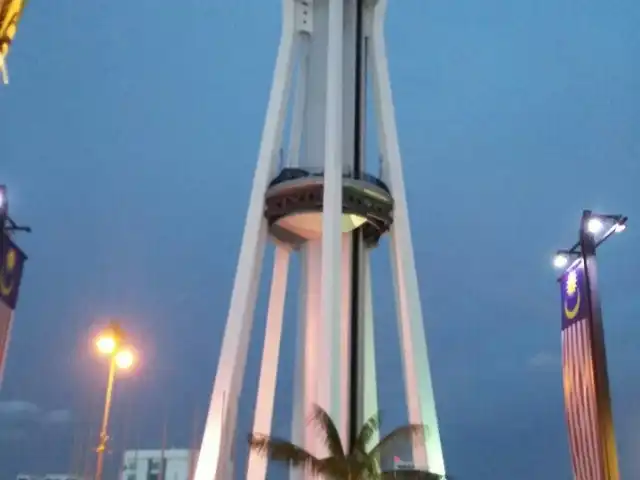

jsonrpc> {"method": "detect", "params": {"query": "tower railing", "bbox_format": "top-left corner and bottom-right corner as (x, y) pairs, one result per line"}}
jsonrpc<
(268, 166), (391, 194)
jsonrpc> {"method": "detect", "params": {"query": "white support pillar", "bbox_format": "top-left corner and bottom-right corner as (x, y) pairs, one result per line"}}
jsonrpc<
(247, 246), (291, 479)
(193, 2), (298, 479)
(359, 250), (379, 448)
(339, 233), (353, 444)
(290, 255), (307, 480)
(340, 0), (357, 173)
(288, 29), (311, 466)
(302, 240), (323, 459)
(287, 34), (309, 169)
(369, 0), (445, 475)
(318, 0), (346, 450)
(289, 25), (310, 476)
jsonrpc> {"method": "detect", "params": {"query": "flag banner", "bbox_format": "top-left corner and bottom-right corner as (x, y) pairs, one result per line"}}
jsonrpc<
(561, 263), (604, 480)
(0, 232), (26, 384)
(0, 232), (26, 309)
(0, 0), (28, 83)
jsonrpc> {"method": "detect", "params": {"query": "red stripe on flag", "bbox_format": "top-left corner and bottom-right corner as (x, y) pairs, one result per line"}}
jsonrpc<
(562, 327), (580, 476)
(0, 304), (12, 384)
(562, 318), (605, 480)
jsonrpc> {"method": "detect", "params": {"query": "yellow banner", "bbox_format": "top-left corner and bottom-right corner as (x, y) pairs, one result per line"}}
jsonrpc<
(0, 0), (27, 84)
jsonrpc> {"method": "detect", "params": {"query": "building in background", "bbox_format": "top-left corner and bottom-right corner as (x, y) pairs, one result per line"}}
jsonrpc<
(121, 449), (197, 480)
(381, 472), (443, 479)
(16, 474), (86, 480)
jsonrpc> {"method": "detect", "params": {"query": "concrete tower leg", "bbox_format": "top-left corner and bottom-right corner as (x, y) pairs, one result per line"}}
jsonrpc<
(359, 250), (380, 447)
(370, 0), (445, 474)
(192, 3), (297, 479)
(316, 0), (346, 452)
(246, 246), (291, 479)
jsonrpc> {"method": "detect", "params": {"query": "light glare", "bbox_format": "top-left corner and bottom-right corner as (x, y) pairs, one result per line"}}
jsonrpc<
(615, 223), (626, 233)
(587, 217), (604, 235)
(114, 349), (134, 370)
(96, 336), (117, 355)
(553, 254), (569, 269)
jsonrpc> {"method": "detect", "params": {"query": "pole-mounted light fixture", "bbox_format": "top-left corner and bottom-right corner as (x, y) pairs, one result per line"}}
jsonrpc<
(553, 212), (627, 272)
(553, 210), (626, 480)
(94, 321), (137, 480)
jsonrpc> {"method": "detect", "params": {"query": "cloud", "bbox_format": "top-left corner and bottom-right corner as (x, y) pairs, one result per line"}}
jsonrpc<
(0, 400), (72, 425)
(42, 409), (73, 424)
(0, 401), (41, 419)
(528, 351), (560, 370)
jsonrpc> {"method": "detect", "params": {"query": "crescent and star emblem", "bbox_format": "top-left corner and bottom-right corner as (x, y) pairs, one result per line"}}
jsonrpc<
(0, 248), (16, 296)
(563, 270), (580, 320)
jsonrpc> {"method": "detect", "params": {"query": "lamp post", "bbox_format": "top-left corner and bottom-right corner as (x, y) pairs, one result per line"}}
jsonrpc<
(553, 210), (627, 480)
(0, 184), (32, 248)
(0, 184), (30, 391)
(94, 322), (136, 480)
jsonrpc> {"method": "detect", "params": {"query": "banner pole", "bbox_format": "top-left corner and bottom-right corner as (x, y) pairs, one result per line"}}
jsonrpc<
(579, 211), (619, 480)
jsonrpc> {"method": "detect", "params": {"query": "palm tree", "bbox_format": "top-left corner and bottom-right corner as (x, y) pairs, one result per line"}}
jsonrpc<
(248, 403), (444, 479)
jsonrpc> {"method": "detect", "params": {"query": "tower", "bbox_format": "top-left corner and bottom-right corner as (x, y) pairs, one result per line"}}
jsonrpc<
(193, 0), (446, 479)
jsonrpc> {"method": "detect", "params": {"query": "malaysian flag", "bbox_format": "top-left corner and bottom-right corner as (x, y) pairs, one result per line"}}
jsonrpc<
(0, 232), (26, 386)
(561, 263), (604, 480)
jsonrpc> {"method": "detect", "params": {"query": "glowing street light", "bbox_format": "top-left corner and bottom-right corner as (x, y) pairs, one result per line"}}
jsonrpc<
(552, 253), (569, 269)
(114, 348), (135, 370)
(95, 335), (117, 355)
(0, 185), (31, 236)
(0, 185), (7, 217)
(614, 223), (626, 233)
(587, 217), (604, 235)
(94, 322), (136, 480)
(553, 211), (627, 270)
(0, 184), (32, 258)
(553, 210), (627, 480)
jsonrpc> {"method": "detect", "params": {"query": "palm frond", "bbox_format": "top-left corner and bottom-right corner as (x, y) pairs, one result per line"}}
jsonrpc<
(316, 456), (351, 478)
(352, 411), (381, 454)
(368, 423), (427, 458)
(308, 403), (345, 458)
(362, 455), (382, 478)
(417, 473), (446, 480)
(248, 433), (324, 474)
(344, 454), (380, 480)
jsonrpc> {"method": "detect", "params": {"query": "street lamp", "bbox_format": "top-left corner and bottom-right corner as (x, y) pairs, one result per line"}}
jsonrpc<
(0, 184), (32, 254)
(553, 211), (627, 272)
(553, 210), (627, 480)
(0, 185), (8, 223)
(94, 322), (136, 480)
(0, 184), (30, 392)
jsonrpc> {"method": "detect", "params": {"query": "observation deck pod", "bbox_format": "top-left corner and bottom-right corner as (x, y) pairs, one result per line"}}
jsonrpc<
(264, 167), (394, 248)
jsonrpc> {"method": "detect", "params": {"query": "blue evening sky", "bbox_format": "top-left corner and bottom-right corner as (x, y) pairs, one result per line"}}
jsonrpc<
(1, 1), (639, 479)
